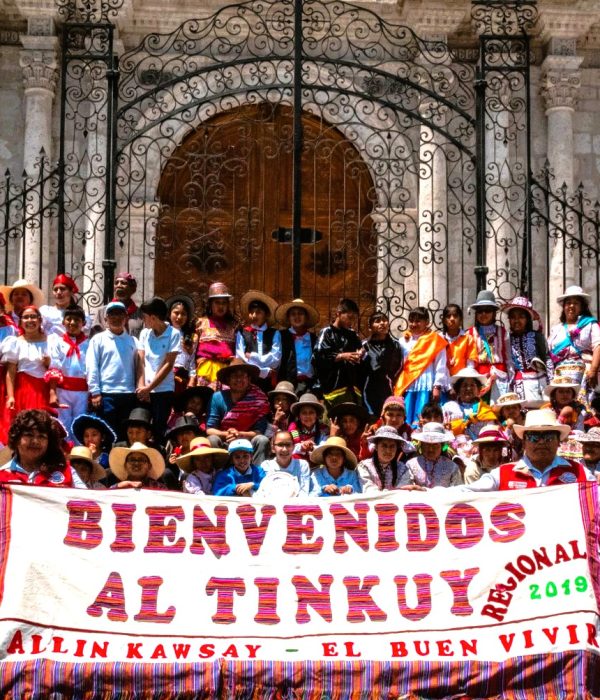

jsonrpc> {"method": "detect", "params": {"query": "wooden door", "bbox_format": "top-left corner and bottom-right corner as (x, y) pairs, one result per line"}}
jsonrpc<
(154, 103), (377, 328)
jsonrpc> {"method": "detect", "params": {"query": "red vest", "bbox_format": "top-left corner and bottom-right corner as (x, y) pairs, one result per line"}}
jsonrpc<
(498, 460), (588, 490)
(0, 464), (74, 487)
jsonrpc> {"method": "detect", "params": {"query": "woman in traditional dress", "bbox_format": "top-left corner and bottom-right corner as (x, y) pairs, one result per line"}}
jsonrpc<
(501, 296), (550, 404)
(195, 282), (237, 389)
(4, 306), (54, 428)
(547, 285), (600, 395)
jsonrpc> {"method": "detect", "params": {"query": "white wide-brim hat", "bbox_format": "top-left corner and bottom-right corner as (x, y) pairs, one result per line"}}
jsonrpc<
(411, 422), (455, 444)
(512, 409), (571, 440)
(0, 278), (45, 311)
(450, 367), (486, 387)
(556, 285), (591, 304)
(109, 442), (165, 481)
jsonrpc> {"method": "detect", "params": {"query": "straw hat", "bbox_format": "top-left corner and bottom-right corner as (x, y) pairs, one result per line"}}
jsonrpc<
(175, 437), (229, 472)
(290, 393), (325, 418)
(275, 298), (320, 328)
(216, 358), (260, 385)
(239, 290), (278, 324)
(411, 422), (455, 444)
(310, 436), (357, 468)
(366, 425), (411, 450)
(543, 375), (580, 399)
(109, 442), (165, 481)
(493, 392), (525, 409)
(469, 290), (499, 311)
(472, 426), (510, 445)
(450, 367), (486, 387)
(556, 285), (591, 304)
(512, 409), (571, 440)
(0, 278), (45, 310)
(68, 446), (106, 483)
(268, 381), (298, 402)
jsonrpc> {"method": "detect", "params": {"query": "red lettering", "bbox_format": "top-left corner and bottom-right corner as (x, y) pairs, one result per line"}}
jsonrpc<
(151, 643), (167, 659)
(488, 586), (513, 606)
(206, 578), (246, 623)
(460, 639), (478, 656)
(542, 627), (559, 644)
(126, 643), (143, 659)
(31, 635), (45, 654)
(322, 642), (338, 657)
(569, 540), (587, 560)
(390, 641), (407, 657)
(554, 544), (570, 563)
(198, 644), (215, 658)
(499, 633), (515, 652)
(344, 641), (361, 657)
(343, 575), (387, 622)
(436, 640), (454, 656)
(6, 631), (24, 654)
(144, 506), (185, 554)
(532, 547), (552, 570)
(567, 624), (579, 644)
(236, 504), (276, 556)
(110, 503), (136, 552)
(87, 571), (128, 622)
(522, 629), (534, 649)
(440, 567), (479, 615)
(190, 505), (230, 557)
(254, 577), (280, 624)
(394, 574), (432, 621)
(64, 500), (103, 550)
(222, 644), (239, 658)
(134, 576), (175, 623)
(404, 504), (439, 552)
(73, 639), (87, 658)
(481, 603), (506, 622)
(51, 637), (68, 654)
(587, 623), (599, 648)
(173, 643), (191, 659)
(330, 502), (370, 553)
(292, 574), (333, 623)
(488, 503), (526, 543)
(91, 641), (109, 659)
(282, 506), (324, 554)
(246, 644), (261, 658)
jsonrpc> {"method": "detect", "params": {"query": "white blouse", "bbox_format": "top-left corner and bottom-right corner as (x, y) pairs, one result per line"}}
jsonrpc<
(3, 336), (49, 378)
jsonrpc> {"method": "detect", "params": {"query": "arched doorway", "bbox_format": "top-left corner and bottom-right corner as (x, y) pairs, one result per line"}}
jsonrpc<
(154, 103), (378, 326)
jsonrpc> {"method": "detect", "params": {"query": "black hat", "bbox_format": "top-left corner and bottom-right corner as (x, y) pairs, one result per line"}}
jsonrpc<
(327, 402), (369, 424)
(124, 407), (153, 429)
(71, 413), (117, 448)
(165, 415), (202, 442)
(173, 386), (214, 413)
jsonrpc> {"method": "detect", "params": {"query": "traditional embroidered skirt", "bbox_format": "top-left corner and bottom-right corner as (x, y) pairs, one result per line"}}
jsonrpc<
(196, 358), (227, 387)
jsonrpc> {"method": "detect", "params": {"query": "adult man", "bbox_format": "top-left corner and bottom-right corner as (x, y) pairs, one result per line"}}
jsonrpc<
(206, 358), (271, 465)
(465, 409), (595, 490)
(92, 272), (144, 338)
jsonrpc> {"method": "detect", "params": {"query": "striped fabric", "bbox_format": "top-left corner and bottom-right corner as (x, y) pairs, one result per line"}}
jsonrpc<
(0, 653), (598, 698)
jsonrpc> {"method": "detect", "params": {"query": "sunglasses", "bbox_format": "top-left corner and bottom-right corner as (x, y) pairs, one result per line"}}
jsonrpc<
(524, 431), (559, 443)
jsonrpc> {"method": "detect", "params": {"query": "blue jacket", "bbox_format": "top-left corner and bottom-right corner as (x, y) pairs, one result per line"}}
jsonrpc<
(212, 464), (266, 496)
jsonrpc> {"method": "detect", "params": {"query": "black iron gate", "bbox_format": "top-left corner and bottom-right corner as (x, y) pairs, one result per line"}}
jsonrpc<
(2, 0), (598, 329)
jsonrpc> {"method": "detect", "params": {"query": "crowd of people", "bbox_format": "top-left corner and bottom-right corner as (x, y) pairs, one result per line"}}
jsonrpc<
(0, 272), (598, 496)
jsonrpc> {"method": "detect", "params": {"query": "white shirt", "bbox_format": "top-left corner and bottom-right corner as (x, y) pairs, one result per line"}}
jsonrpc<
(261, 457), (311, 496)
(86, 329), (138, 395)
(236, 324), (282, 379)
(3, 336), (49, 378)
(139, 323), (181, 393)
(48, 334), (89, 378)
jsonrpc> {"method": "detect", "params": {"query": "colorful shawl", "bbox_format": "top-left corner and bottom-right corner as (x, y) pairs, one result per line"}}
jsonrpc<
(549, 316), (597, 364)
(196, 316), (236, 361)
(220, 384), (270, 432)
(393, 331), (447, 396)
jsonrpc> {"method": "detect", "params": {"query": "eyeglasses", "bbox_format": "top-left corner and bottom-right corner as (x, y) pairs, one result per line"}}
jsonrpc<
(524, 431), (559, 443)
(21, 315), (40, 320)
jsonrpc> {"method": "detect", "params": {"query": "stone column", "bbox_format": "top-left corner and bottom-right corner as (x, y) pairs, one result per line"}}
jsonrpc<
(540, 42), (583, 318)
(19, 29), (58, 288)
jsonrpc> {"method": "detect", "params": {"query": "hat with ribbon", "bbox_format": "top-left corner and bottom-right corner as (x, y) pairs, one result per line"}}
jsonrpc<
(175, 437), (229, 472)
(411, 422), (455, 444)
(309, 436), (357, 469)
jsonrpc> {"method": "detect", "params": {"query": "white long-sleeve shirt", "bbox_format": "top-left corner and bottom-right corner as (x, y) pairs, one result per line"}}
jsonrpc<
(235, 324), (282, 379)
(86, 329), (138, 395)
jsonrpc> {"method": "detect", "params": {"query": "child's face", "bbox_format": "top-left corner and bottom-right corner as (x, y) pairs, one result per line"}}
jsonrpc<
(336, 311), (357, 330)
(443, 310), (462, 333)
(83, 427), (103, 449)
(272, 394), (292, 413)
(583, 442), (600, 464)
(185, 396), (204, 415)
(232, 450), (251, 473)
(375, 438), (398, 464)
(478, 443), (504, 469)
(210, 298), (229, 317)
(501, 404), (522, 421)
(248, 307), (267, 327)
(298, 407), (318, 429)
(508, 309), (529, 335)
(340, 414), (360, 436)
(421, 442), (442, 461)
(324, 447), (345, 472)
(71, 459), (92, 483)
(288, 307), (308, 330)
(63, 314), (84, 336)
(170, 303), (188, 329)
(383, 407), (405, 428)
(272, 434), (294, 464)
(408, 316), (428, 335)
(177, 429), (197, 450)
(553, 387), (575, 406)
(106, 311), (126, 333)
(369, 316), (389, 337)
(127, 425), (152, 445)
(10, 288), (33, 313)
(191, 454), (214, 474)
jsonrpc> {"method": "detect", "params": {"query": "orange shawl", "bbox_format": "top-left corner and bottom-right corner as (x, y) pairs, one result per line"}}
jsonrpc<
(393, 331), (448, 396)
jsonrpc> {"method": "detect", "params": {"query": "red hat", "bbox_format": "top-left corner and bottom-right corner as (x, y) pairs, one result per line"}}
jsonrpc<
(53, 274), (79, 294)
(115, 271), (137, 288)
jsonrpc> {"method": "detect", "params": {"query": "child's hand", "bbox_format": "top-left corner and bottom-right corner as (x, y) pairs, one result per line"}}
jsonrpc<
(339, 485), (353, 494)
(235, 482), (254, 496)
(301, 440), (314, 452)
(168, 453), (177, 464)
(329, 418), (340, 436)
(323, 484), (339, 495)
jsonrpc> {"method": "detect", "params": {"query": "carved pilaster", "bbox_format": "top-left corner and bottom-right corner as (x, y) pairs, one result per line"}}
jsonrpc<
(20, 36), (59, 94)
(540, 54), (583, 112)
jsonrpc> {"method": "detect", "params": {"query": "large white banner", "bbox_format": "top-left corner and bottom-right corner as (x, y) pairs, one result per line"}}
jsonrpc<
(0, 483), (598, 665)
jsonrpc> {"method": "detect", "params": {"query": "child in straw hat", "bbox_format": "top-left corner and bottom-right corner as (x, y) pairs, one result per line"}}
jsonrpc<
(309, 436), (361, 496)
(176, 436), (229, 495)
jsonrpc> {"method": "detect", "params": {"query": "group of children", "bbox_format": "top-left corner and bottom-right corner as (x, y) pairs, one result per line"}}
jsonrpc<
(1, 275), (600, 496)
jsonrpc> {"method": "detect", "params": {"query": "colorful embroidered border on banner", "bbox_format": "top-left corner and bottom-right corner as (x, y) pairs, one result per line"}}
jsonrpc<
(0, 483), (598, 698)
